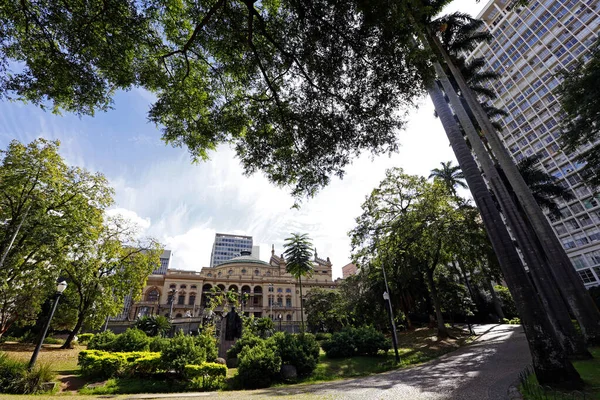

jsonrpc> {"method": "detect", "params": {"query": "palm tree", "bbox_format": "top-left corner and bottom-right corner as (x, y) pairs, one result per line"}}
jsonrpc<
(426, 12), (584, 383)
(517, 155), (575, 218)
(429, 161), (467, 195)
(283, 233), (314, 332)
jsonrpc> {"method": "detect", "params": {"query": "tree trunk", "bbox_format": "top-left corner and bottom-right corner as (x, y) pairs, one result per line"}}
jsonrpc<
(425, 267), (448, 339)
(483, 271), (505, 321)
(428, 73), (582, 386)
(432, 33), (600, 346)
(62, 312), (85, 349)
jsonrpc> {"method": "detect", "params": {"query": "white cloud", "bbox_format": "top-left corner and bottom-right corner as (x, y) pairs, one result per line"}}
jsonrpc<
(106, 207), (152, 231)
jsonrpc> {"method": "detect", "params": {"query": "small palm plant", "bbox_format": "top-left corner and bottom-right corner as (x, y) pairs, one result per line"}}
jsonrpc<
(283, 233), (314, 332)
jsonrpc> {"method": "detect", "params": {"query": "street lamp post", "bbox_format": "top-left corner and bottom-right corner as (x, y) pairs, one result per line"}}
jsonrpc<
(381, 264), (400, 364)
(277, 313), (282, 332)
(29, 280), (67, 370)
(269, 283), (273, 319)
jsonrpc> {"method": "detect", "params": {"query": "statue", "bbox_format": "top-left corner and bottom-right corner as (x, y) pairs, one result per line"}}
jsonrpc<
(224, 306), (242, 341)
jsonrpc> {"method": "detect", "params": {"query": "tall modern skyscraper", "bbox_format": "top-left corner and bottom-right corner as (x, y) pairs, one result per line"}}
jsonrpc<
(153, 250), (172, 275)
(210, 233), (254, 267)
(467, 0), (600, 287)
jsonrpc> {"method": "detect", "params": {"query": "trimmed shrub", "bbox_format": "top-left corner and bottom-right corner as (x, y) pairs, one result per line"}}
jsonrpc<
(0, 354), (56, 394)
(184, 363), (227, 391)
(194, 332), (218, 362)
(322, 326), (390, 358)
(78, 350), (160, 378)
(226, 332), (263, 360)
(160, 332), (206, 375)
(270, 332), (320, 378)
(77, 333), (94, 344)
(149, 336), (170, 353)
(87, 331), (117, 350)
(111, 329), (149, 352)
(237, 341), (281, 389)
(126, 353), (163, 376)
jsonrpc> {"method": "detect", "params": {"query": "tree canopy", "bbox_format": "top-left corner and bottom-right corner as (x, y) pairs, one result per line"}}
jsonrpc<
(0, 0), (446, 198)
(558, 37), (600, 188)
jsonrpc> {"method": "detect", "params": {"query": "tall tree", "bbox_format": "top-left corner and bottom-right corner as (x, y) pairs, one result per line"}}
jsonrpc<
(558, 37), (600, 187)
(59, 214), (162, 348)
(283, 233), (314, 332)
(428, 161), (467, 195)
(0, 139), (113, 336)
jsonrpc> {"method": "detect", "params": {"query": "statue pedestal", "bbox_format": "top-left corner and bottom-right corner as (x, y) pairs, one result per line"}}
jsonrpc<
(218, 313), (239, 358)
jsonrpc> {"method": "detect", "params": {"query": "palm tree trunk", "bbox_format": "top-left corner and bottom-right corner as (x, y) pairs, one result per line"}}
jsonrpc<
(428, 72), (582, 385)
(482, 268), (505, 321)
(431, 32), (600, 345)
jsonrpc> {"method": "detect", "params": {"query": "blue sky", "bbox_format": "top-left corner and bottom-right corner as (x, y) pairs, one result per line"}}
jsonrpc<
(0, 0), (484, 278)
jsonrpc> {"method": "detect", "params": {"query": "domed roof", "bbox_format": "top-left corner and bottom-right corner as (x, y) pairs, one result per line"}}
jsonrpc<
(216, 251), (270, 267)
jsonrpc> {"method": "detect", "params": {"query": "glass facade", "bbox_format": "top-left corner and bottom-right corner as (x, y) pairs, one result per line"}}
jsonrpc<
(469, 0), (600, 287)
(210, 233), (253, 267)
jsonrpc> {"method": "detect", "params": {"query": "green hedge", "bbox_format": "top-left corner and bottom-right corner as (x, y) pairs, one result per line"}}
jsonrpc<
(184, 363), (227, 391)
(237, 341), (281, 389)
(78, 350), (161, 378)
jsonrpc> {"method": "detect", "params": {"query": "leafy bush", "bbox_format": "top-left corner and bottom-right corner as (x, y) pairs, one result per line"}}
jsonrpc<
(87, 331), (117, 350)
(502, 318), (521, 325)
(77, 333), (94, 344)
(149, 336), (170, 353)
(494, 285), (519, 318)
(315, 332), (332, 341)
(270, 332), (320, 378)
(160, 332), (206, 375)
(237, 341), (281, 389)
(194, 332), (218, 362)
(135, 315), (172, 337)
(184, 363), (227, 391)
(111, 329), (149, 352)
(0, 353), (56, 394)
(322, 326), (391, 358)
(78, 350), (160, 378)
(226, 332), (264, 360)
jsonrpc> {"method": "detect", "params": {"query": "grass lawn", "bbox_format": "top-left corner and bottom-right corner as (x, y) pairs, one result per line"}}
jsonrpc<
(299, 326), (472, 384)
(0, 341), (81, 375)
(520, 347), (600, 400)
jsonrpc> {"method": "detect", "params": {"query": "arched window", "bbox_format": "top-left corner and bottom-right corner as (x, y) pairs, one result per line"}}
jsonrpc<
(277, 288), (283, 293)
(228, 269), (233, 275)
(241, 285), (251, 294)
(145, 289), (160, 302)
(268, 286), (274, 292)
(286, 314), (292, 321)
(253, 286), (263, 294)
(217, 271), (222, 277)
(191, 285), (197, 289)
(188, 293), (196, 305)
(229, 285), (238, 292)
(169, 284), (176, 289)
(255, 269), (260, 275)
(266, 271), (271, 276)
(207, 273), (212, 277)
(285, 296), (292, 307)
(217, 284), (226, 292)
(285, 288), (292, 293)
(180, 284), (187, 289)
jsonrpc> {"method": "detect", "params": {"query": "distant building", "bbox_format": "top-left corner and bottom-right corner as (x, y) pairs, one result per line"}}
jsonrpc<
(210, 233), (253, 267)
(467, 0), (600, 288)
(129, 245), (338, 329)
(342, 263), (358, 278)
(153, 250), (172, 275)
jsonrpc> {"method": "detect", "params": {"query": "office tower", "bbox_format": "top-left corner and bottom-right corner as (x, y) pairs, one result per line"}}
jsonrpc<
(210, 233), (253, 267)
(468, 0), (600, 287)
(153, 250), (172, 275)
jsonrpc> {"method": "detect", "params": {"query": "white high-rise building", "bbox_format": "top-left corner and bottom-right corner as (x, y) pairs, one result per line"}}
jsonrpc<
(210, 233), (254, 267)
(468, 0), (600, 287)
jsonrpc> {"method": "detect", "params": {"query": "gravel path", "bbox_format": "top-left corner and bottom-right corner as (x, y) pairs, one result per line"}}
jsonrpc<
(129, 324), (530, 400)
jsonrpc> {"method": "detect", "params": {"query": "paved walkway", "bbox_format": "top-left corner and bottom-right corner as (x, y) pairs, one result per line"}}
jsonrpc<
(129, 324), (530, 400)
